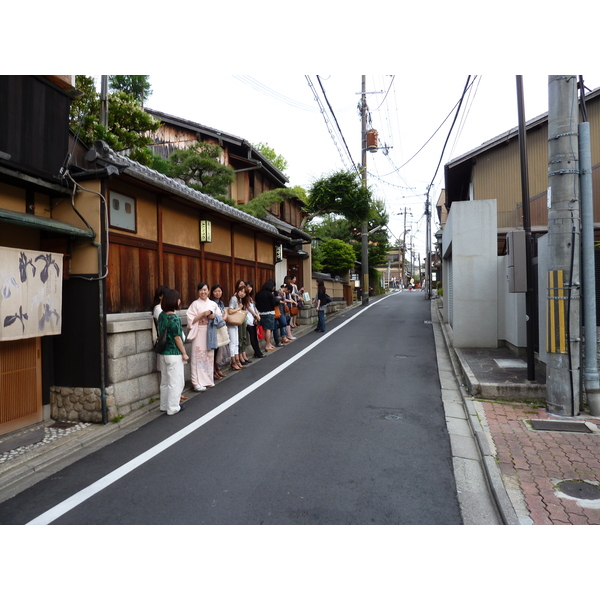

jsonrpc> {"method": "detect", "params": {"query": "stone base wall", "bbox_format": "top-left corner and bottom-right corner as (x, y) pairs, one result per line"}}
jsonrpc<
(298, 301), (347, 326)
(50, 385), (116, 423)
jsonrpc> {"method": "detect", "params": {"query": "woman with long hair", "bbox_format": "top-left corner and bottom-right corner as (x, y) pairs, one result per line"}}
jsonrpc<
(210, 284), (228, 379)
(186, 281), (219, 392)
(157, 288), (189, 415)
(227, 285), (247, 370)
(244, 282), (264, 359)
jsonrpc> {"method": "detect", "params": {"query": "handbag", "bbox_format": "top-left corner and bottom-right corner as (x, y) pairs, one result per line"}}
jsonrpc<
(257, 325), (265, 340)
(216, 324), (230, 347)
(274, 305), (281, 319)
(290, 306), (298, 316)
(227, 309), (247, 326)
(302, 292), (311, 303)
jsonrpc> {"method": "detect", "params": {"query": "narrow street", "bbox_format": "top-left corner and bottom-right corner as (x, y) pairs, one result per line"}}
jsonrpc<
(0, 291), (462, 525)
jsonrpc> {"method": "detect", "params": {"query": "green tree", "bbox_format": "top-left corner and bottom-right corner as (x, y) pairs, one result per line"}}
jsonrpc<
(238, 186), (306, 219)
(253, 142), (288, 174)
(305, 170), (371, 226)
(69, 75), (160, 166)
(109, 75), (152, 105)
(314, 238), (357, 276)
(167, 142), (236, 204)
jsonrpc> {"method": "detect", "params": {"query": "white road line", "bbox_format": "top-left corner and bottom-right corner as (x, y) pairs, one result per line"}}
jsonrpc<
(27, 298), (387, 525)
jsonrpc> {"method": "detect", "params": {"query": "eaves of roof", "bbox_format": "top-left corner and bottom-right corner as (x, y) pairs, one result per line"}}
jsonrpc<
(446, 85), (600, 169)
(264, 213), (312, 242)
(105, 150), (282, 238)
(146, 108), (289, 186)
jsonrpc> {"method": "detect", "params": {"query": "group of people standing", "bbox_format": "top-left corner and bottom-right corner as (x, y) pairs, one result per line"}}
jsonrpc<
(151, 275), (310, 416)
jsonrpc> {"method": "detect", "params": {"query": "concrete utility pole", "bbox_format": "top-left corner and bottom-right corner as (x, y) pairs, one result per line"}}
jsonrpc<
(360, 75), (369, 305)
(100, 75), (108, 129)
(425, 186), (432, 299)
(398, 208), (412, 286)
(546, 76), (581, 416)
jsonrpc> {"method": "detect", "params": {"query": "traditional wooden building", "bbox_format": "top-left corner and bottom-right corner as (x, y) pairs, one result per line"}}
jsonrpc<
(0, 76), (296, 435)
(146, 109), (312, 286)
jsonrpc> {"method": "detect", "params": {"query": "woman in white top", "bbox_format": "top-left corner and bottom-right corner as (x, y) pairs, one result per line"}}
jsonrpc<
(227, 287), (247, 371)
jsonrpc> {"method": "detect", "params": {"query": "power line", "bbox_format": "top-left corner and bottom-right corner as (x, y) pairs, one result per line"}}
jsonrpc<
(305, 76), (357, 174)
(232, 75), (319, 112)
(316, 75), (358, 172)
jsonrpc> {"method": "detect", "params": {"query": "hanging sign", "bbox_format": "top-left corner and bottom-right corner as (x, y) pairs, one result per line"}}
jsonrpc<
(0, 246), (63, 341)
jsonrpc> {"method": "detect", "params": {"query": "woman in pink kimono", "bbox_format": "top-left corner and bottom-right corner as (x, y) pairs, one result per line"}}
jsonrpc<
(186, 282), (219, 392)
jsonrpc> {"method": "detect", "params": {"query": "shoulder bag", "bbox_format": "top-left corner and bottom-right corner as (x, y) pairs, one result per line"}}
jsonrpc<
(153, 316), (170, 353)
(227, 309), (247, 326)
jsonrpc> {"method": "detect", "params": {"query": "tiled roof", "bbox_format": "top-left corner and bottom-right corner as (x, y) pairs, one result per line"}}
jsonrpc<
(106, 149), (281, 237)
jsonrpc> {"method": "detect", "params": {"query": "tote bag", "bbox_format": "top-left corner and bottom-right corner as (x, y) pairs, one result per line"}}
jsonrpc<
(227, 309), (247, 326)
(216, 324), (230, 347)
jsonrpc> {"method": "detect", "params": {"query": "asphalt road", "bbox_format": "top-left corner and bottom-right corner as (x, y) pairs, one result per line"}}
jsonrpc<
(0, 291), (462, 525)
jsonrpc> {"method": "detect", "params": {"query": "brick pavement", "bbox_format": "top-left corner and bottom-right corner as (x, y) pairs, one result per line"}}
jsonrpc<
(481, 401), (600, 525)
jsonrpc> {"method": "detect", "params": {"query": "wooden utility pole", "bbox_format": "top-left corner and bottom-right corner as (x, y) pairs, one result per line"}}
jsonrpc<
(546, 76), (581, 416)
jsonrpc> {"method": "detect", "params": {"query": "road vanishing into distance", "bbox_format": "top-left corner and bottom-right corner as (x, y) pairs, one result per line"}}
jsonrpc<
(0, 291), (462, 525)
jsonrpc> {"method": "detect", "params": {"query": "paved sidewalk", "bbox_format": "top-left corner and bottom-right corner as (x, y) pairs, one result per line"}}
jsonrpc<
(477, 401), (600, 525)
(435, 298), (600, 525)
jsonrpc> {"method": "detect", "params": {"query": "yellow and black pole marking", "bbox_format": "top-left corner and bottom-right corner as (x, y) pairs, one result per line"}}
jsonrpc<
(547, 270), (567, 354)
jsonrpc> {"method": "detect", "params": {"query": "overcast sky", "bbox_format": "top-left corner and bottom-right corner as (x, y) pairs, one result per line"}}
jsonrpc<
(145, 74), (600, 260)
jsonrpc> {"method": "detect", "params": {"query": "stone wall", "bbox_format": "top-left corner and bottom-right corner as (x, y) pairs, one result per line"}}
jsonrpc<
(50, 385), (116, 423)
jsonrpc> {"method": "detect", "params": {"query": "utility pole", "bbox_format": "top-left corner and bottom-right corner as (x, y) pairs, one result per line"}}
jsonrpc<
(398, 208), (412, 287)
(425, 186), (432, 299)
(100, 75), (108, 129)
(546, 76), (581, 416)
(360, 76), (369, 305)
(578, 80), (600, 416)
(516, 76), (536, 382)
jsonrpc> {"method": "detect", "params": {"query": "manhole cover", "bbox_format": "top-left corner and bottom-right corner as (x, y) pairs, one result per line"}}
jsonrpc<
(49, 422), (78, 429)
(557, 480), (600, 500)
(530, 420), (592, 433)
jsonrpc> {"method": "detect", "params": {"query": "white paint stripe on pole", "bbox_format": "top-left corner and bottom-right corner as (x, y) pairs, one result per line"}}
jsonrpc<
(27, 297), (387, 525)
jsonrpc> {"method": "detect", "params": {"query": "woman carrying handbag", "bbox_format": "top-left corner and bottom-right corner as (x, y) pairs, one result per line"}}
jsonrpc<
(227, 286), (248, 370)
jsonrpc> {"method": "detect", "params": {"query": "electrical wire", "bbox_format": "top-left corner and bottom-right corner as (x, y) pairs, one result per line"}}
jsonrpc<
(233, 75), (320, 112)
(316, 75), (358, 173)
(427, 76), (473, 191)
(305, 76), (358, 175)
(378, 76), (478, 178)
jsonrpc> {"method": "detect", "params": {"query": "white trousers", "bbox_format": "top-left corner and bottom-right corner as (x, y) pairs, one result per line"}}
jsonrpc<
(160, 354), (185, 415)
(227, 325), (239, 356)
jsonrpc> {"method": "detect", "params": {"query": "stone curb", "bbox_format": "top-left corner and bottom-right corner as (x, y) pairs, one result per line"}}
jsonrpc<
(434, 301), (521, 525)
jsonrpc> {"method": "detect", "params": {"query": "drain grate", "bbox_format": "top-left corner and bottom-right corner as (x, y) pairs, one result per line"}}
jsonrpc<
(530, 420), (592, 433)
(557, 480), (600, 500)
